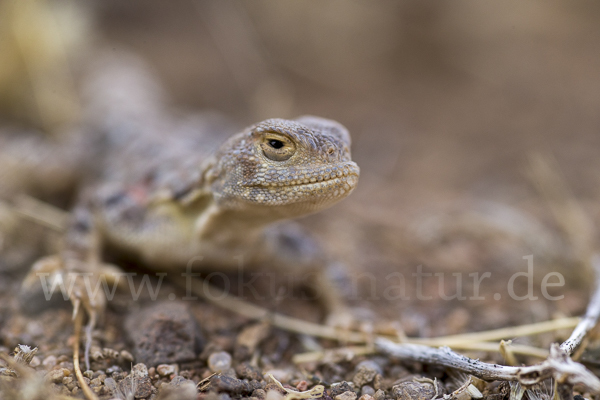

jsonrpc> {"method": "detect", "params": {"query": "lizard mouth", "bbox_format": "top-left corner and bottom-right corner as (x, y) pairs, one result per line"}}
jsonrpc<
(235, 162), (359, 207)
(254, 166), (359, 204)
(256, 162), (360, 189)
(264, 174), (359, 192)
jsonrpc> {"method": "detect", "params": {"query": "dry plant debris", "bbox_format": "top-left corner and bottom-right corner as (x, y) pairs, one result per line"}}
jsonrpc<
(5, 171), (600, 398)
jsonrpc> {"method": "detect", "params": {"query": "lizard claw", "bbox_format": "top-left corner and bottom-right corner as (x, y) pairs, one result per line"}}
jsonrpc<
(20, 254), (125, 369)
(19, 255), (122, 326)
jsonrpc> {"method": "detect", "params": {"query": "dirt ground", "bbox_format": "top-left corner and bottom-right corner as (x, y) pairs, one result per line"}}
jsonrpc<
(2, 1), (600, 399)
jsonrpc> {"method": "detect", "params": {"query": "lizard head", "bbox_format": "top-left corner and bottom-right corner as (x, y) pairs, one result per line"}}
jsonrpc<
(207, 116), (359, 220)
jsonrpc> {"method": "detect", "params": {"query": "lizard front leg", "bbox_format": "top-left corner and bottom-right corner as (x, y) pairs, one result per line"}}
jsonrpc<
(20, 200), (122, 331)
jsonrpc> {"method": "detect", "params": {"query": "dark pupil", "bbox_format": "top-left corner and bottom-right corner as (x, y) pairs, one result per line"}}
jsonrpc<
(269, 139), (284, 149)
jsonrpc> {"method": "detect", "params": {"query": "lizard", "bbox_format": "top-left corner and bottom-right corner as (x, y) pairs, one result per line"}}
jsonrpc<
(10, 54), (360, 334)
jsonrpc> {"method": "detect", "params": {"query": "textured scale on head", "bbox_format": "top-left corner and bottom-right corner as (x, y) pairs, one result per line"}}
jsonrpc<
(207, 116), (360, 219)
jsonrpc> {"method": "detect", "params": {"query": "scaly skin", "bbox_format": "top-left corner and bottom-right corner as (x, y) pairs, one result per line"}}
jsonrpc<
(87, 116), (359, 270)
(12, 55), (360, 338)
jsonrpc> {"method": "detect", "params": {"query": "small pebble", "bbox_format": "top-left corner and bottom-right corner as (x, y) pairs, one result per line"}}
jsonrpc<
(132, 363), (149, 378)
(93, 370), (105, 378)
(92, 386), (103, 395)
(353, 361), (381, 387)
(125, 302), (202, 365)
(30, 356), (41, 367)
(56, 355), (69, 363)
(106, 365), (122, 375)
(170, 375), (189, 386)
(130, 377), (153, 398)
(222, 367), (237, 378)
(90, 377), (103, 388)
(83, 370), (93, 379)
(157, 380), (198, 399)
(179, 370), (193, 379)
(235, 362), (263, 381)
(265, 390), (284, 400)
(392, 381), (443, 400)
(46, 368), (69, 383)
(63, 376), (76, 390)
(104, 377), (118, 392)
(336, 391), (358, 400)
(331, 382), (355, 398)
(359, 395), (374, 400)
(58, 361), (74, 371)
(361, 386), (375, 396)
(112, 371), (128, 381)
(42, 355), (57, 369)
(355, 361), (382, 375)
(263, 369), (291, 383)
(157, 364), (177, 377)
(373, 374), (384, 391)
(373, 389), (386, 400)
(296, 380), (308, 391)
(208, 351), (232, 373)
(210, 374), (261, 393)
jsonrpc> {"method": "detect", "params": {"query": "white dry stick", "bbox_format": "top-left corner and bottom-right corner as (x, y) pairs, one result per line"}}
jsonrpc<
(375, 340), (600, 393)
(560, 255), (600, 356)
(377, 254), (600, 393)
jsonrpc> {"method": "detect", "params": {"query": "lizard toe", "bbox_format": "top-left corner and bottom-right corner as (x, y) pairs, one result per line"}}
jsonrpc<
(19, 255), (122, 325)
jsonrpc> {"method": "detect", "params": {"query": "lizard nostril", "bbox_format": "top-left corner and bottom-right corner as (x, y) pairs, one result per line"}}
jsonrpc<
(327, 147), (335, 155)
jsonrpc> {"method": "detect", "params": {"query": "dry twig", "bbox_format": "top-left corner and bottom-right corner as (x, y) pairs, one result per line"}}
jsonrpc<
(560, 255), (600, 357)
(292, 341), (551, 365)
(376, 251), (600, 394)
(376, 340), (600, 392)
(73, 309), (99, 400)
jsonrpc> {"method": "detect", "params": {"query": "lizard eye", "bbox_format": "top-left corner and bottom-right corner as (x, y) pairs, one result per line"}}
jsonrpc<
(260, 134), (295, 161)
(268, 139), (284, 149)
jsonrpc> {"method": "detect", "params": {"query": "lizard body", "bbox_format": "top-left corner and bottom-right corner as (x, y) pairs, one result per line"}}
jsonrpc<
(6, 55), (360, 327)
(90, 116), (358, 268)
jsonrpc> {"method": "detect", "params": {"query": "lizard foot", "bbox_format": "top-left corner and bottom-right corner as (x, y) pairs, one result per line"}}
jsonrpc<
(19, 255), (123, 325)
(20, 255), (124, 370)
